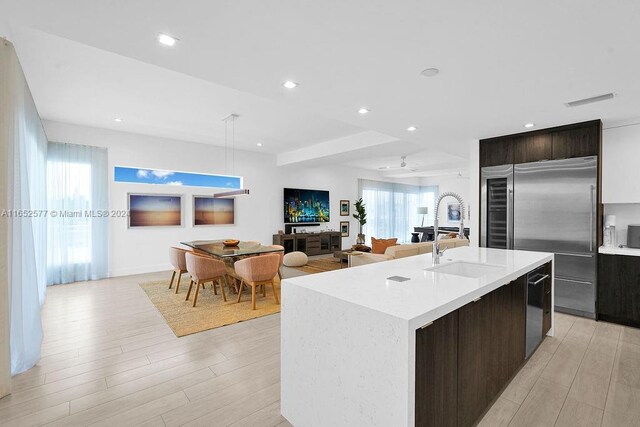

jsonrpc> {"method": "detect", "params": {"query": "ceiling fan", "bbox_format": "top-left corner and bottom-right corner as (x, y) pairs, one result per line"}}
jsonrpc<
(378, 156), (418, 172)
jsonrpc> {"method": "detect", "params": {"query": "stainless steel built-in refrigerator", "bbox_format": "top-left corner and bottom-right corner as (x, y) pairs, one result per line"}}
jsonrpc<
(481, 157), (597, 318)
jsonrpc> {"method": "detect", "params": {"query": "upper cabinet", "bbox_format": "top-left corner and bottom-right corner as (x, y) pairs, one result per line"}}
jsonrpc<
(480, 120), (601, 168)
(602, 123), (640, 203)
(552, 123), (600, 159)
(479, 137), (514, 167)
(513, 133), (553, 164)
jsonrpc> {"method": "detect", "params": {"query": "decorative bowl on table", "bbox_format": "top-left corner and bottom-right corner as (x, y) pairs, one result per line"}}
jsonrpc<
(223, 239), (240, 247)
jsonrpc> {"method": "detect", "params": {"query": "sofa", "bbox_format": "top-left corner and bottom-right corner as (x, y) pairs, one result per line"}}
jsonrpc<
(350, 238), (469, 267)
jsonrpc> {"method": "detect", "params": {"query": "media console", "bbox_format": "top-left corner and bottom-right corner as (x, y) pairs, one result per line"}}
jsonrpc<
(273, 231), (341, 256)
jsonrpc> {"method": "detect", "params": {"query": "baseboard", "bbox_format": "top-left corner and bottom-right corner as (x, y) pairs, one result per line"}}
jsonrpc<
(109, 263), (172, 278)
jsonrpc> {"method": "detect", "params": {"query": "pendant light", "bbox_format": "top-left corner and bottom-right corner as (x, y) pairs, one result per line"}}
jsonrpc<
(214, 114), (250, 198)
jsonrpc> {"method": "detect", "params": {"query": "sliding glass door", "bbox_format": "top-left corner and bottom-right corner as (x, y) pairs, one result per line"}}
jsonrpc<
(359, 179), (437, 243)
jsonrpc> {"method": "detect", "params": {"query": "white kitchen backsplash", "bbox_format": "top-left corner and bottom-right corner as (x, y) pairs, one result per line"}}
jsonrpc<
(604, 203), (640, 246)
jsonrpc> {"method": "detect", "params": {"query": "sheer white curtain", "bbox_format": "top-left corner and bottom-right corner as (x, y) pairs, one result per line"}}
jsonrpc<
(358, 179), (438, 243)
(1, 40), (48, 375)
(47, 142), (108, 285)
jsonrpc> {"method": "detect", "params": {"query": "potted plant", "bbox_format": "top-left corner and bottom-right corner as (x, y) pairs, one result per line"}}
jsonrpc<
(353, 198), (367, 245)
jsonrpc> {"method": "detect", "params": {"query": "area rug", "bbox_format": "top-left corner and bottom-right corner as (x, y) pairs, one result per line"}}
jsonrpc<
(139, 278), (281, 337)
(289, 257), (343, 274)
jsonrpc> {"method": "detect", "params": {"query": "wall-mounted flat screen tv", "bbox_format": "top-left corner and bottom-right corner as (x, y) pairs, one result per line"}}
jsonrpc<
(284, 188), (330, 224)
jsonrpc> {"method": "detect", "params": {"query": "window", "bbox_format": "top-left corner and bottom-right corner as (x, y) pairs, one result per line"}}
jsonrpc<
(46, 142), (108, 285)
(359, 179), (438, 243)
(47, 161), (92, 265)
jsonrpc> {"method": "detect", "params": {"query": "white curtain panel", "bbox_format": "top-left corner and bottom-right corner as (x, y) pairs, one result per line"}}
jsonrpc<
(1, 40), (48, 375)
(47, 142), (108, 285)
(358, 179), (438, 243)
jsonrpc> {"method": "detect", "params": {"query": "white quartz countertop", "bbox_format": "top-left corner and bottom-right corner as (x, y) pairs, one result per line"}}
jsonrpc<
(283, 247), (553, 329)
(599, 245), (640, 256)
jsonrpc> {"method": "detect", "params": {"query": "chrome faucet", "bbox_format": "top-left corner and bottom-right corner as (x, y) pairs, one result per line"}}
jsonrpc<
(432, 192), (466, 265)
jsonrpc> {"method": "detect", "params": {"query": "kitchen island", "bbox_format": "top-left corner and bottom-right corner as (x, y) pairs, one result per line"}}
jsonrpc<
(281, 246), (554, 427)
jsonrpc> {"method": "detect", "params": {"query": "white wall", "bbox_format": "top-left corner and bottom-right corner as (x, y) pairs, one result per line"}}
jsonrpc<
(603, 204), (640, 246)
(44, 120), (412, 276)
(0, 21), (12, 41)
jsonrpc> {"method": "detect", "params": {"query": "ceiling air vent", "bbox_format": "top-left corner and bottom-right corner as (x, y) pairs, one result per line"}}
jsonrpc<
(565, 93), (615, 107)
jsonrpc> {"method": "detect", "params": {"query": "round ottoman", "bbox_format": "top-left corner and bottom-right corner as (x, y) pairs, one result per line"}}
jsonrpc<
(283, 251), (308, 267)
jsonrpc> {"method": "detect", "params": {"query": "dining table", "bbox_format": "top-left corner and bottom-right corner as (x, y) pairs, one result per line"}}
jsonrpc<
(180, 240), (282, 258)
(180, 240), (283, 293)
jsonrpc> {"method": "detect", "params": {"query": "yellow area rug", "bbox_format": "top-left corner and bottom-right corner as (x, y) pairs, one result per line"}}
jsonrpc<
(139, 277), (281, 337)
(289, 257), (343, 274)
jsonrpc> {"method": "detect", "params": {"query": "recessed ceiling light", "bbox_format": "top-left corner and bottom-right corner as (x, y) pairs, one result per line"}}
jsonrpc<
(407, 126), (417, 132)
(282, 81), (298, 89)
(358, 108), (370, 115)
(256, 142), (263, 147)
(157, 33), (178, 47)
(523, 123), (535, 128)
(420, 67), (440, 77)
(114, 118), (123, 123)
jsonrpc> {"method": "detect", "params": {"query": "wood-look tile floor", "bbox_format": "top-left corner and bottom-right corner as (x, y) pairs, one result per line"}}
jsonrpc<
(2, 271), (639, 426)
(480, 311), (640, 427)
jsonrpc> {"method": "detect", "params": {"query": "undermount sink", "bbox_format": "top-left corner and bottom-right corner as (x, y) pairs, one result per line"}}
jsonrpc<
(425, 261), (505, 279)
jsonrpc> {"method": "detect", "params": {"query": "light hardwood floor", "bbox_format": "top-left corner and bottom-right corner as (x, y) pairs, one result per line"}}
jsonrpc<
(2, 271), (640, 426)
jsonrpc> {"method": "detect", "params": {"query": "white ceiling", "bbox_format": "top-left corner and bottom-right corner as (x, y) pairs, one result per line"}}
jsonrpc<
(8, 26), (363, 153)
(3, 0), (640, 173)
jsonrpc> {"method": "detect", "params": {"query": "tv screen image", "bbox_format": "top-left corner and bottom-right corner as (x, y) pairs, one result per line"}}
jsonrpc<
(284, 188), (330, 223)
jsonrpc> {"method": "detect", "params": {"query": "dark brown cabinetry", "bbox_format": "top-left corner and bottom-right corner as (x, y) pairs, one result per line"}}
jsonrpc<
(272, 231), (341, 256)
(457, 277), (525, 426)
(598, 254), (640, 327)
(457, 292), (494, 427)
(479, 120), (601, 168)
(415, 274), (529, 427)
(479, 137), (515, 167)
(552, 124), (599, 159)
(415, 311), (459, 427)
(513, 133), (553, 163)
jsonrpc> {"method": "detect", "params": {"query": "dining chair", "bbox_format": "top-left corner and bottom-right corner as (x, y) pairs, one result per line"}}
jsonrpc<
(263, 245), (285, 280)
(169, 247), (190, 293)
(234, 253), (280, 310)
(185, 252), (228, 307)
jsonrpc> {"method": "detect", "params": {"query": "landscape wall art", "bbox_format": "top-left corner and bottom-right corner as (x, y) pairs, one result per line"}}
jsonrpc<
(193, 196), (235, 226)
(128, 194), (182, 227)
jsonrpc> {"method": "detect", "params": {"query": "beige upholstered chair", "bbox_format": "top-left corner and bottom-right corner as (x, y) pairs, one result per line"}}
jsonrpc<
(234, 253), (280, 310)
(169, 247), (190, 293)
(185, 252), (228, 307)
(264, 245), (285, 279)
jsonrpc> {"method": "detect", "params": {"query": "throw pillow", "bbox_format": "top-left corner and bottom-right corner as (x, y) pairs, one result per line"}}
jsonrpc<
(371, 237), (398, 254)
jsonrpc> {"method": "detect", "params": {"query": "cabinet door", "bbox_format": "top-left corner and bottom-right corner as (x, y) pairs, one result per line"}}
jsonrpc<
(480, 137), (515, 167)
(487, 285), (511, 400)
(295, 237), (307, 253)
(282, 238), (294, 254)
(513, 134), (552, 164)
(598, 254), (640, 326)
(415, 311), (458, 427)
(320, 234), (330, 252)
(552, 125), (599, 159)
(458, 294), (493, 427)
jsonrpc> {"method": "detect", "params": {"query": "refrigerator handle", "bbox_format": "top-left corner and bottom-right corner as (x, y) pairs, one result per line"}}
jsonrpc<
(589, 185), (595, 252)
(508, 187), (514, 250)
